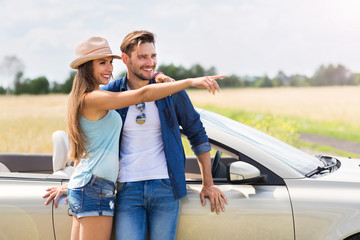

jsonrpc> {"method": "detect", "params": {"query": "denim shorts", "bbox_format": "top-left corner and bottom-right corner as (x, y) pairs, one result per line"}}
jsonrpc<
(67, 175), (116, 218)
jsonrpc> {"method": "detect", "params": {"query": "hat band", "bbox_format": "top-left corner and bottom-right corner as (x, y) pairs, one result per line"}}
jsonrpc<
(83, 47), (112, 56)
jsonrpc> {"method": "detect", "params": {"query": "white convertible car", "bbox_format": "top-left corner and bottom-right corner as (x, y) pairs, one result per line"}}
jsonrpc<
(0, 108), (359, 240)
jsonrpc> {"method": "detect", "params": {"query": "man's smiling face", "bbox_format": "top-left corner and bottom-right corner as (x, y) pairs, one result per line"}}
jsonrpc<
(128, 42), (157, 81)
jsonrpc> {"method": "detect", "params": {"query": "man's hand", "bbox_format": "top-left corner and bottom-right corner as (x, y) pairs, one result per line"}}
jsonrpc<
(42, 184), (68, 208)
(200, 184), (228, 214)
(154, 73), (175, 83)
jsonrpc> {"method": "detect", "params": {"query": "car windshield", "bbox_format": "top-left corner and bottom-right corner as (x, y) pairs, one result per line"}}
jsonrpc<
(199, 109), (321, 175)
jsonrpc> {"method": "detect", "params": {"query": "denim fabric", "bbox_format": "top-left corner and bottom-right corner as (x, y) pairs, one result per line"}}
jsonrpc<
(101, 73), (211, 199)
(67, 175), (116, 218)
(114, 179), (180, 240)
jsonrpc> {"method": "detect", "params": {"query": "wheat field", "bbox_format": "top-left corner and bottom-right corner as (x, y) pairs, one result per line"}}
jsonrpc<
(1, 86), (359, 153)
(0, 95), (68, 153)
(188, 86), (360, 125)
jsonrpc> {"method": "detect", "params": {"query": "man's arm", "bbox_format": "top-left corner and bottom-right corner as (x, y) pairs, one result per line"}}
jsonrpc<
(173, 91), (228, 214)
(196, 152), (228, 214)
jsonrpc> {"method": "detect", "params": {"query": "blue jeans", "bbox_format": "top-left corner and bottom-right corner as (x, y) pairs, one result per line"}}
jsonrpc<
(67, 175), (116, 218)
(114, 179), (180, 240)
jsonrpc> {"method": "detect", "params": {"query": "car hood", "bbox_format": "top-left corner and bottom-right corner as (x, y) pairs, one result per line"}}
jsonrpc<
(316, 156), (360, 182)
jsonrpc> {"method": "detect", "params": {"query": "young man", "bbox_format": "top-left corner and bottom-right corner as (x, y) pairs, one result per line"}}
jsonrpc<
(101, 31), (227, 240)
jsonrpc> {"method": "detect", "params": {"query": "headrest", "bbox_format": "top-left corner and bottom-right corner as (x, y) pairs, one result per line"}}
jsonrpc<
(52, 130), (70, 172)
(0, 162), (10, 172)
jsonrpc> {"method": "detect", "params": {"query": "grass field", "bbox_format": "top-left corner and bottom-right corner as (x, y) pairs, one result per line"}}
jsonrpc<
(1, 86), (359, 154)
(189, 86), (360, 142)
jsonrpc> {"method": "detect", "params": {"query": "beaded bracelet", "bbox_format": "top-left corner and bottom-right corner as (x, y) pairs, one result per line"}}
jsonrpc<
(153, 72), (164, 78)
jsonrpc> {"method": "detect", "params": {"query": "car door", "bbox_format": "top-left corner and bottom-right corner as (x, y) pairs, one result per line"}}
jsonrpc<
(0, 173), (64, 240)
(178, 184), (293, 239)
(177, 150), (294, 239)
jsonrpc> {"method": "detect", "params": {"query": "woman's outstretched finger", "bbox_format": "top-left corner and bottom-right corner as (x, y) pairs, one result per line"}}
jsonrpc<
(211, 74), (226, 81)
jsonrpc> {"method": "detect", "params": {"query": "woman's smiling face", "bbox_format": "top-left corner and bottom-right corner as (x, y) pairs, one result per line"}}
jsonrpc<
(92, 57), (114, 87)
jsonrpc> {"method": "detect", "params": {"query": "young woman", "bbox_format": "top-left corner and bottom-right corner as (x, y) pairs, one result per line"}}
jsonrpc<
(64, 36), (223, 240)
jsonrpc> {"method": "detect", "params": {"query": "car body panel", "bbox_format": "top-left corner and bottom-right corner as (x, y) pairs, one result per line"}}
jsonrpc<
(177, 184), (294, 239)
(318, 156), (360, 182)
(0, 175), (64, 239)
(285, 178), (360, 240)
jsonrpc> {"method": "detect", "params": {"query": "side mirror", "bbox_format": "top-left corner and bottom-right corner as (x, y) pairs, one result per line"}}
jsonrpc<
(227, 161), (263, 184)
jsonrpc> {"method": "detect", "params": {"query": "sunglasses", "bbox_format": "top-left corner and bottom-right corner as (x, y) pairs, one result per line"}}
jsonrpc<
(135, 103), (146, 124)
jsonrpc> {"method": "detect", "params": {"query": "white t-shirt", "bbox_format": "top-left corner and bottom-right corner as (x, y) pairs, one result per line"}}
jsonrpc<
(118, 101), (169, 182)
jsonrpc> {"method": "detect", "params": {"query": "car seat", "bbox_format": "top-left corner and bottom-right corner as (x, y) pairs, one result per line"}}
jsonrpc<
(52, 130), (73, 178)
(0, 162), (10, 172)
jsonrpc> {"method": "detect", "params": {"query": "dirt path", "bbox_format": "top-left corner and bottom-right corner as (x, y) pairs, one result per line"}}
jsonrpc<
(300, 133), (360, 156)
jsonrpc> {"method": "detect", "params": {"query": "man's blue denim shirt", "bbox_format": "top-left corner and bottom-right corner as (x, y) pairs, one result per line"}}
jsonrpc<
(101, 73), (211, 199)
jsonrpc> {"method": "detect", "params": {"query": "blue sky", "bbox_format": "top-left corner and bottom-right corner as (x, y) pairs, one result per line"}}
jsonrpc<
(1, 0), (360, 86)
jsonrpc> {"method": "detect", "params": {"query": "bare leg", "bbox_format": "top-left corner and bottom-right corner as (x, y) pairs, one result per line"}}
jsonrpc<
(71, 216), (80, 240)
(79, 216), (113, 240)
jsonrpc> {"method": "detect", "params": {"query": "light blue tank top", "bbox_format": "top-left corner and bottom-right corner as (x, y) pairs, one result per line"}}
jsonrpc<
(68, 110), (122, 189)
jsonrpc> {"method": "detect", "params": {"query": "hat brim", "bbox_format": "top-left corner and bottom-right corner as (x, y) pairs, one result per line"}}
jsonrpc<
(70, 54), (121, 69)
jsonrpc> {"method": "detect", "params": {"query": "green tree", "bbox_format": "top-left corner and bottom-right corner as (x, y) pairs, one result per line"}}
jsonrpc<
(205, 66), (217, 76)
(219, 75), (243, 88)
(254, 75), (273, 88)
(188, 64), (205, 77)
(0, 86), (6, 94)
(0, 56), (25, 95)
(14, 71), (24, 95)
(157, 64), (188, 80)
(50, 71), (75, 93)
(31, 76), (50, 94)
(311, 64), (351, 86)
(157, 63), (218, 80)
(21, 76), (49, 94)
(272, 71), (287, 87)
(62, 71), (75, 93)
(50, 82), (63, 93)
(288, 74), (309, 87)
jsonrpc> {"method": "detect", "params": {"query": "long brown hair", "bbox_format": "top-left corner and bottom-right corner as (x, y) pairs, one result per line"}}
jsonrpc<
(67, 61), (98, 161)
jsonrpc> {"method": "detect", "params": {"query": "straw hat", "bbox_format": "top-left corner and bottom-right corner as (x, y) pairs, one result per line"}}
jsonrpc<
(70, 37), (121, 69)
